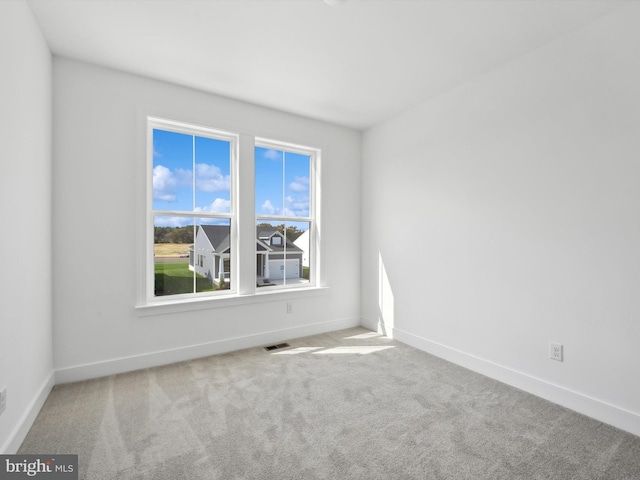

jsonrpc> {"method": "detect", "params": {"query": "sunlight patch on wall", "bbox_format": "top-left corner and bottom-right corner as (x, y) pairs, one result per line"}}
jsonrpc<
(379, 252), (395, 337)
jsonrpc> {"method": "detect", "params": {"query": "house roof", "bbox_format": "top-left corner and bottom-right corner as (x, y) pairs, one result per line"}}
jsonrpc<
(199, 225), (303, 254)
(256, 226), (276, 239)
(200, 225), (231, 253)
(256, 226), (303, 254)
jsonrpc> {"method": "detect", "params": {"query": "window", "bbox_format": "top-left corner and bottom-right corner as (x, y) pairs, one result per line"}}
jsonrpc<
(255, 141), (316, 289)
(148, 118), (237, 299)
(145, 118), (320, 305)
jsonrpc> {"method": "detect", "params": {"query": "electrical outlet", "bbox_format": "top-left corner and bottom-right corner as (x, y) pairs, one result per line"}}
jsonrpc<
(549, 342), (563, 362)
(286, 302), (293, 314)
(0, 387), (6, 416)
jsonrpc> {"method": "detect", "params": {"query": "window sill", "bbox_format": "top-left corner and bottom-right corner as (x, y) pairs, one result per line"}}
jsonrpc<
(135, 285), (329, 317)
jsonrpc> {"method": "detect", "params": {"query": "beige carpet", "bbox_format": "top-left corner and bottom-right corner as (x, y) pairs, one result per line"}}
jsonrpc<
(19, 327), (640, 479)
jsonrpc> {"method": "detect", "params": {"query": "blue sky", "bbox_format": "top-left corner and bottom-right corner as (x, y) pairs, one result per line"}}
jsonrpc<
(255, 146), (310, 219)
(153, 129), (310, 231)
(153, 129), (231, 215)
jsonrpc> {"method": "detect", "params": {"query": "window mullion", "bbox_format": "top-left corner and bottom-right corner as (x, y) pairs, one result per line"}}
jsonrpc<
(151, 211), (232, 219)
(282, 151), (286, 286)
(255, 215), (312, 223)
(238, 134), (256, 295)
(192, 136), (196, 294)
(314, 151), (323, 286)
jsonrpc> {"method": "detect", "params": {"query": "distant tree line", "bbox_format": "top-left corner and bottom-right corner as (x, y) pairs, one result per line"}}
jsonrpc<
(155, 224), (306, 244)
(154, 226), (193, 244)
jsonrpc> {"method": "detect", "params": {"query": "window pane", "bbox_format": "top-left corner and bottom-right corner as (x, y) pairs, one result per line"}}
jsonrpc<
(255, 147), (283, 216)
(154, 216), (196, 296)
(283, 152), (311, 218)
(152, 129), (194, 211)
(194, 136), (231, 214)
(154, 217), (231, 296)
(149, 119), (238, 302)
(289, 221), (311, 283)
(256, 220), (310, 288)
(194, 218), (232, 292)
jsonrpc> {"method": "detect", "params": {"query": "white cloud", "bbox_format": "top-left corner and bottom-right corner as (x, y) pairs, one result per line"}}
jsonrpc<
(285, 195), (310, 217)
(195, 198), (231, 214)
(175, 168), (193, 186)
(152, 165), (177, 202)
(264, 149), (281, 160)
(209, 198), (231, 212)
(289, 176), (309, 192)
(260, 200), (276, 215)
(153, 163), (230, 203)
(195, 163), (230, 192)
(259, 197), (309, 217)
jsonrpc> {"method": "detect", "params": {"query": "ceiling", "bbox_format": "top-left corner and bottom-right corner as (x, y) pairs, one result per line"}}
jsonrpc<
(27, 0), (628, 130)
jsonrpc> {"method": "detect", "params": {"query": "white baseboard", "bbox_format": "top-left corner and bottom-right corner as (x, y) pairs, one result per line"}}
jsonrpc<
(55, 317), (361, 384)
(392, 327), (640, 438)
(359, 317), (379, 333)
(1, 371), (55, 454)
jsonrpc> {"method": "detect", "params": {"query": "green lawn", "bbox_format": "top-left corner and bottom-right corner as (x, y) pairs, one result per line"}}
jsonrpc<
(155, 262), (215, 296)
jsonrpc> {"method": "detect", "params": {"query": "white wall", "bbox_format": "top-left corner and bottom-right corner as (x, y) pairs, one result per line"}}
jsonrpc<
(362, 4), (640, 436)
(0, 0), (54, 453)
(52, 58), (361, 381)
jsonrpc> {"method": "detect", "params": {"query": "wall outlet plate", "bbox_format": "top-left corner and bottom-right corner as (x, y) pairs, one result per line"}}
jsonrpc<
(549, 342), (563, 362)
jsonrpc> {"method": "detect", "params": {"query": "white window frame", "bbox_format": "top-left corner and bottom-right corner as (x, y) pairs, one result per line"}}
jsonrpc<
(254, 137), (321, 292)
(146, 117), (239, 303)
(137, 118), (324, 313)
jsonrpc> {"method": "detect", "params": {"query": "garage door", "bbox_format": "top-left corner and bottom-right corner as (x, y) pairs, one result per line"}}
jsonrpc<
(268, 259), (299, 280)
